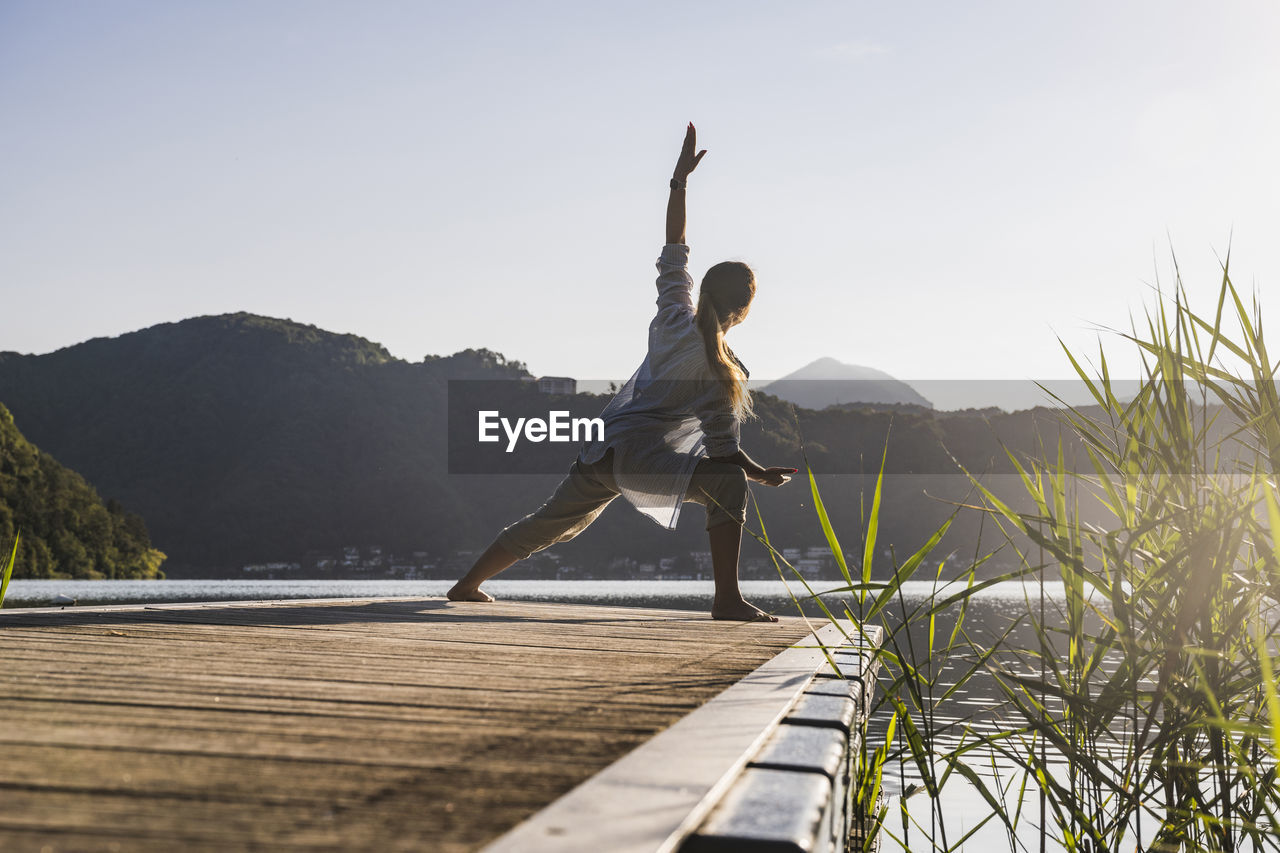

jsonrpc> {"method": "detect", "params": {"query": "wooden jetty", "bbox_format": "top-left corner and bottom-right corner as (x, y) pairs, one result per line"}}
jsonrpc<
(0, 596), (885, 852)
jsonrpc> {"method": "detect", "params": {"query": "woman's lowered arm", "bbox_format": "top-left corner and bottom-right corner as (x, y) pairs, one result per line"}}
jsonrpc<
(711, 449), (797, 487)
(666, 122), (707, 245)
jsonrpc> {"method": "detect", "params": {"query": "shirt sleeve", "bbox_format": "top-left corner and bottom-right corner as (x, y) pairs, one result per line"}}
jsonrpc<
(654, 243), (695, 316)
(696, 394), (742, 457)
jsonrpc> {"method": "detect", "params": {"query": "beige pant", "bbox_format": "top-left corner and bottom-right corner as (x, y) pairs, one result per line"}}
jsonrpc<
(497, 450), (748, 560)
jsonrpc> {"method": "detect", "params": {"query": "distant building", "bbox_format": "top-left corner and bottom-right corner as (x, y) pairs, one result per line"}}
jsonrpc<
(536, 376), (576, 395)
(242, 562), (302, 575)
(795, 559), (824, 578)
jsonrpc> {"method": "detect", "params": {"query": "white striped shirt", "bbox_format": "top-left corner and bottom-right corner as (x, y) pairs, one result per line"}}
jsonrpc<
(579, 244), (743, 529)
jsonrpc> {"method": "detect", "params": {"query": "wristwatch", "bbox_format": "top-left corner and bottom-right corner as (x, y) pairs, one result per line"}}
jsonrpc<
(669, 178), (687, 191)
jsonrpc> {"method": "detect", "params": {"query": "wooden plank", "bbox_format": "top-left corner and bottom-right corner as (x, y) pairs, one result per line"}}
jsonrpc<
(0, 597), (810, 851)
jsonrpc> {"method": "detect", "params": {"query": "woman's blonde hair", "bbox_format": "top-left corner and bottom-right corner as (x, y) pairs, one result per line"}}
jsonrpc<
(695, 261), (756, 420)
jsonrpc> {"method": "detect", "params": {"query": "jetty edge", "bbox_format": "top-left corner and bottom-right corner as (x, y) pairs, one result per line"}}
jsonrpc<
(485, 618), (882, 853)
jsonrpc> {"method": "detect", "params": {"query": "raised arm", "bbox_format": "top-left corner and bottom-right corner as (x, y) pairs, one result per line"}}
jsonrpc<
(665, 122), (707, 245)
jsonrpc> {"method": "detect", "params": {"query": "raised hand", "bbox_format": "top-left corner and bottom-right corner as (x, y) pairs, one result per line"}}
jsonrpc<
(673, 122), (708, 181)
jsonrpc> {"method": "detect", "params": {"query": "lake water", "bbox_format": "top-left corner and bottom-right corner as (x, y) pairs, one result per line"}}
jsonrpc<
(3, 577), (1080, 851)
(3, 576), (1061, 610)
(5, 577), (818, 608)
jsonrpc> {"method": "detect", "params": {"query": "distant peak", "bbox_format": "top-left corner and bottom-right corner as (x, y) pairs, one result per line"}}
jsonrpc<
(777, 357), (897, 382)
(760, 357), (933, 409)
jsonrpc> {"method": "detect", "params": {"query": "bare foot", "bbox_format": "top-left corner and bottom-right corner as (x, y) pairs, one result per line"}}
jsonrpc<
(712, 598), (779, 622)
(447, 584), (494, 602)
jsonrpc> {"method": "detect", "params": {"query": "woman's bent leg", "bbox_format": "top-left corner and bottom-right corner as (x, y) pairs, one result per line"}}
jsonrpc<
(687, 460), (778, 622)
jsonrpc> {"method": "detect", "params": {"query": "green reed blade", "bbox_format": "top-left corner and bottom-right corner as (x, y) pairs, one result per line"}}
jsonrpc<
(805, 459), (853, 589)
(865, 514), (953, 622)
(1257, 628), (1280, 760)
(861, 443), (888, 589)
(0, 531), (18, 608)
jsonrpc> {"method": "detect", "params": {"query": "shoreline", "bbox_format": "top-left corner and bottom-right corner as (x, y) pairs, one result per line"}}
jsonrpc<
(2, 577), (1073, 610)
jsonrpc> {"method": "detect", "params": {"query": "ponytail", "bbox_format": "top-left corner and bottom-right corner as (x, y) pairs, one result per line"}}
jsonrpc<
(696, 262), (756, 420)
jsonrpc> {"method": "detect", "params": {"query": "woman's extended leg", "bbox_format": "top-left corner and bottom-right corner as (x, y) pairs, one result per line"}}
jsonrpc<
(447, 455), (618, 602)
(688, 459), (778, 622)
(447, 539), (519, 602)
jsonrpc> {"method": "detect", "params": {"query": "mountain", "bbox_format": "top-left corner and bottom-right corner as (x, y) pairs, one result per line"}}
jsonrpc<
(0, 313), (1083, 578)
(759, 357), (933, 410)
(0, 403), (164, 579)
(0, 314), (548, 572)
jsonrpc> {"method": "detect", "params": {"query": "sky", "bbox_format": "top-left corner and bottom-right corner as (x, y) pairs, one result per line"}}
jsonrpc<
(3, 1), (1279, 409)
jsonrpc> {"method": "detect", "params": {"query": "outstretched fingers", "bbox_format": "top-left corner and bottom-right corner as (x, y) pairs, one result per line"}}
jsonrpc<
(676, 122), (707, 178)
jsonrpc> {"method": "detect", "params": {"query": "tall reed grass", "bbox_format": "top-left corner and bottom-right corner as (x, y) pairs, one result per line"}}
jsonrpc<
(0, 531), (17, 608)
(758, 264), (1280, 851)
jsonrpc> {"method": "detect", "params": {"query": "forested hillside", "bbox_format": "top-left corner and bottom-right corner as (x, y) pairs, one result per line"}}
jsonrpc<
(0, 404), (164, 579)
(0, 313), (1090, 577)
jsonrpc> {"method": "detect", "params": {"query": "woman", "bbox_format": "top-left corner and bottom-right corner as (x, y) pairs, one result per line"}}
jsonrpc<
(448, 123), (796, 621)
